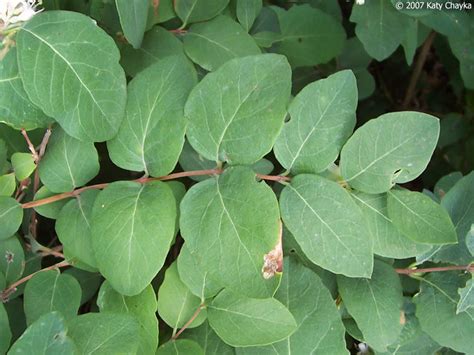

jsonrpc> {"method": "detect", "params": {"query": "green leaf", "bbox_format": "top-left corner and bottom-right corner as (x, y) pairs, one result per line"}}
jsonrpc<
(0, 48), (52, 131)
(0, 197), (23, 240)
(351, 0), (410, 61)
(340, 112), (440, 194)
(338, 37), (372, 69)
(91, 181), (176, 296)
(39, 128), (100, 193)
(208, 289), (297, 347)
(175, 0), (229, 27)
(427, 172), (474, 264)
(0, 174), (16, 196)
(275, 5), (345, 67)
(415, 271), (474, 353)
(434, 171), (463, 199)
(24, 270), (82, 325)
(182, 321), (234, 354)
(457, 277), (474, 318)
(183, 16), (261, 72)
(337, 260), (403, 352)
(33, 186), (71, 219)
(11, 152), (36, 181)
(108, 56), (197, 177)
(116, 0), (149, 48)
(379, 298), (441, 355)
(387, 189), (457, 245)
(146, 0), (176, 27)
(56, 190), (99, 269)
(157, 262), (207, 331)
(353, 68), (375, 100)
(237, 0), (262, 31)
(177, 244), (222, 300)
(178, 140), (217, 182)
(8, 312), (76, 354)
(156, 339), (204, 355)
(280, 174), (373, 278)
(63, 268), (102, 305)
(185, 54), (291, 164)
(97, 281), (159, 354)
(16, 11), (127, 142)
(449, 19), (474, 89)
(0, 235), (25, 284)
(0, 303), (11, 354)
(274, 70), (357, 174)
(237, 257), (348, 354)
(68, 313), (140, 354)
(180, 166), (281, 298)
(351, 192), (431, 258)
(121, 26), (186, 77)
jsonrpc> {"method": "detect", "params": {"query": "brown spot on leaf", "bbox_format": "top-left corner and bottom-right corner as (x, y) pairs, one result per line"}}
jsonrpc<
(262, 221), (283, 279)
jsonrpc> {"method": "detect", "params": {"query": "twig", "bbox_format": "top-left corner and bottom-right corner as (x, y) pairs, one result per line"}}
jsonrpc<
(395, 264), (473, 275)
(1, 260), (69, 302)
(402, 31), (436, 108)
(22, 169), (291, 209)
(29, 127), (53, 239)
(256, 174), (291, 182)
(20, 129), (39, 162)
(172, 304), (204, 340)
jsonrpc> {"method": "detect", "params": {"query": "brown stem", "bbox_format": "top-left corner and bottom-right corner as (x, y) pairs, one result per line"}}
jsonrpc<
(20, 128), (39, 162)
(172, 304), (204, 340)
(256, 173), (291, 182)
(22, 169), (290, 209)
(395, 264), (473, 275)
(402, 31), (436, 108)
(1, 260), (69, 301)
(29, 127), (53, 239)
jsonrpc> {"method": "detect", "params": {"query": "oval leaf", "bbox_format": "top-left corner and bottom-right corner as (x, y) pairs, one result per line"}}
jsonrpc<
(0, 48), (52, 130)
(208, 289), (297, 347)
(56, 190), (99, 269)
(120, 26), (186, 77)
(157, 262), (207, 331)
(387, 189), (457, 245)
(337, 260), (403, 352)
(0, 197), (23, 240)
(97, 281), (158, 354)
(0, 235), (25, 284)
(0, 303), (11, 354)
(415, 272), (474, 353)
(175, 0), (229, 26)
(177, 243), (222, 300)
(351, 0), (411, 61)
(340, 112), (439, 194)
(280, 174), (373, 278)
(24, 270), (82, 325)
(108, 56), (197, 177)
(11, 152), (36, 181)
(8, 312), (76, 354)
(276, 5), (346, 67)
(351, 192), (432, 258)
(180, 166), (281, 298)
(91, 181), (176, 296)
(185, 54), (291, 164)
(274, 70), (357, 174)
(68, 313), (139, 354)
(238, 257), (348, 354)
(183, 15), (261, 71)
(116, 0), (149, 48)
(39, 128), (100, 193)
(17, 11), (127, 141)
(157, 339), (204, 355)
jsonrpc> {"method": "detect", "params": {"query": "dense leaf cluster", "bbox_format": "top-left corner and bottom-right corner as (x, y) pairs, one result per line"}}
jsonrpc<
(0, 0), (473, 354)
